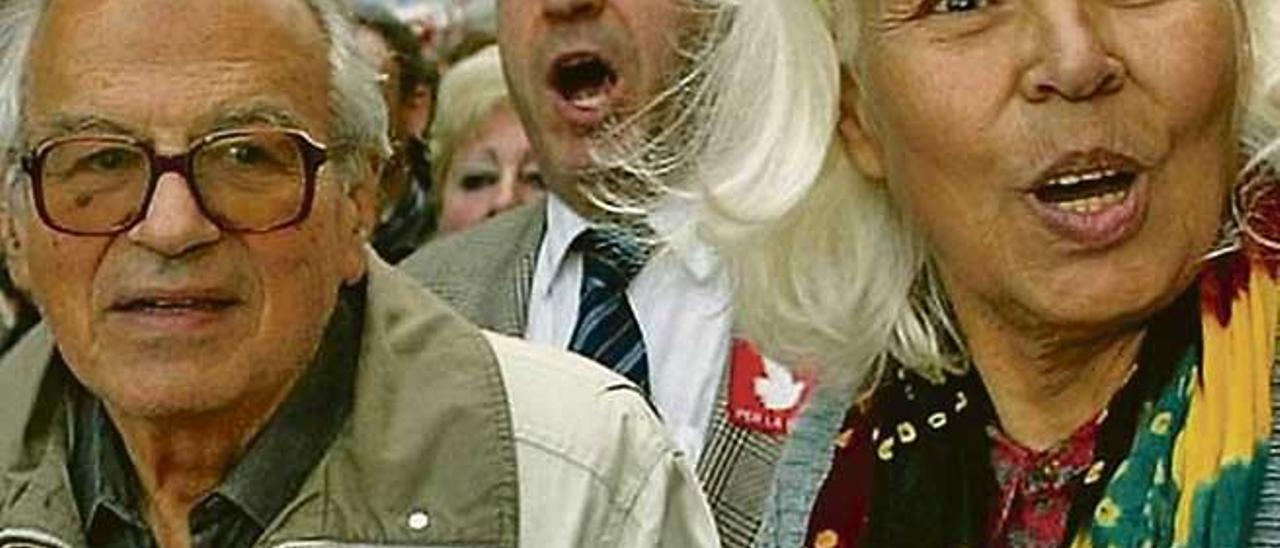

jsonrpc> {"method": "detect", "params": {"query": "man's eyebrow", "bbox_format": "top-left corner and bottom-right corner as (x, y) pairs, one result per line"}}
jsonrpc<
(207, 103), (307, 133)
(33, 104), (310, 144)
(37, 114), (145, 141)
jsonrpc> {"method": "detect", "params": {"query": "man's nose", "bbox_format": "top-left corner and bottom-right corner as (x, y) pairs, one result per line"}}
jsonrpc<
(126, 173), (221, 256)
(540, 0), (604, 20)
(1018, 1), (1127, 103)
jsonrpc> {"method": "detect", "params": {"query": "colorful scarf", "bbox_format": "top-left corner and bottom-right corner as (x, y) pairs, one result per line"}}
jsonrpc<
(800, 253), (1279, 547)
(1076, 250), (1279, 547)
(801, 168), (1280, 547)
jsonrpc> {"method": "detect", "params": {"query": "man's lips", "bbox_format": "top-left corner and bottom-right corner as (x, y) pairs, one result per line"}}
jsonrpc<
(108, 289), (241, 316)
(1025, 148), (1149, 248)
(106, 289), (242, 333)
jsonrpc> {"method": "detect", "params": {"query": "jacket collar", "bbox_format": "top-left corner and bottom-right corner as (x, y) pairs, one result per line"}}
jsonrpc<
(0, 330), (84, 547)
(0, 252), (519, 547)
(507, 204), (545, 337)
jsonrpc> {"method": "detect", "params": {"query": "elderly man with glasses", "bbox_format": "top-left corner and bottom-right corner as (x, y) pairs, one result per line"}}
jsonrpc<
(0, 0), (717, 546)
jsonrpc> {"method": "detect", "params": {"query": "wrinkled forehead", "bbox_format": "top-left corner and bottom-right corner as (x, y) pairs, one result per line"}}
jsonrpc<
(832, 0), (1250, 68)
(26, 0), (332, 145)
(837, 0), (1248, 32)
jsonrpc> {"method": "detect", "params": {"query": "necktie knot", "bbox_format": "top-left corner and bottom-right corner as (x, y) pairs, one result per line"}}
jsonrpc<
(573, 227), (652, 286)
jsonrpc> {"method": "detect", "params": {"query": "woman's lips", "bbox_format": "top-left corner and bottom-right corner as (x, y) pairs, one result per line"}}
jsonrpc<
(1026, 149), (1150, 249)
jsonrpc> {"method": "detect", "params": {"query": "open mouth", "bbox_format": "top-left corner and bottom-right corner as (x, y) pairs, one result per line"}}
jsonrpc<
(111, 296), (239, 314)
(1033, 168), (1139, 214)
(1027, 149), (1148, 247)
(1031, 150), (1142, 214)
(549, 53), (619, 111)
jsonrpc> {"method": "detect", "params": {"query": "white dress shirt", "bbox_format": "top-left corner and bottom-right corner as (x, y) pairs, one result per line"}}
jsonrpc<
(526, 195), (732, 465)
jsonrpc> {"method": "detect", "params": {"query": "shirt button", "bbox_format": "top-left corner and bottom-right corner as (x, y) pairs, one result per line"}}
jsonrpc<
(408, 510), (431, 531)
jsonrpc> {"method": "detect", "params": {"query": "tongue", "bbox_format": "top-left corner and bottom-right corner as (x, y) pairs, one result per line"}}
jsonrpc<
(555, 58), (616, 108)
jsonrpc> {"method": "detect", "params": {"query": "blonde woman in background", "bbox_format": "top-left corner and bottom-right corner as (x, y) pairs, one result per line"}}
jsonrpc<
(429, 45), (543, 236)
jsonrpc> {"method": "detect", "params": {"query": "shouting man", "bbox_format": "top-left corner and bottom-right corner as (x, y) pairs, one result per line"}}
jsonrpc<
(400, 0), (836, 545)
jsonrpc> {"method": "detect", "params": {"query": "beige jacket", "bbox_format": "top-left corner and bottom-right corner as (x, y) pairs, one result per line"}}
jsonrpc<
(0, 254), (720, 548)
(401, 202), (788, 548)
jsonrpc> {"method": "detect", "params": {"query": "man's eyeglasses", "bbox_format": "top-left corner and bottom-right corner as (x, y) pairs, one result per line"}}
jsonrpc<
(20, 128), (328, 236)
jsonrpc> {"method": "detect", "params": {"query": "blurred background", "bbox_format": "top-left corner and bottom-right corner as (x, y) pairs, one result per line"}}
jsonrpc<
(347, 0), (543, 261)
(352, 0), (496, 70)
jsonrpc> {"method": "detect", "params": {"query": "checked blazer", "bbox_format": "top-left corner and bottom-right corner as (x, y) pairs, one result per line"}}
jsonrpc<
(398, 200), (784, 548)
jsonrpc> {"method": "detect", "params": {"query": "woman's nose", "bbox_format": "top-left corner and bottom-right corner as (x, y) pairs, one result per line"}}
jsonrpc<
(1019, 1), (1127, 103)
(488, 175), (519, 216)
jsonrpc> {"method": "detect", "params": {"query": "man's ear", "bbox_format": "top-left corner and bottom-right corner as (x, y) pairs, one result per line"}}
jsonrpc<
(338, 161), (380, 284)
(1, 185), (31, 292)
(838, 69), (886, 181)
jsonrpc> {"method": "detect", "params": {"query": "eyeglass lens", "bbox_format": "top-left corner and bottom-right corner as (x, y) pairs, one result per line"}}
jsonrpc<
(37, 132), (309, 234)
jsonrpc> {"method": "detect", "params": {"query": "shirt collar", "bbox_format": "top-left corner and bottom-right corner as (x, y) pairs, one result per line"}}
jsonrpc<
(218, 281), (363, 525)
(70, 281), (365, 536)
(536, 194), (721, 297)
(69, 384), (147, 534)
(538, 194), (594, 297)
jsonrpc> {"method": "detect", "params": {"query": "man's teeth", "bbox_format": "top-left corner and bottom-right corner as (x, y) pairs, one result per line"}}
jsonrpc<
(568, 87), (608, 109)
(1050, 190), (1128, 214)
(132, 298), (226, 310)
(144, 299), (200, 309)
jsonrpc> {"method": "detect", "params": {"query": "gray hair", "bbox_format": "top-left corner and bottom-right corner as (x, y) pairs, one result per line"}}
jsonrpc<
(699, 0), (1280, 391)
(0, 0), (390, 186)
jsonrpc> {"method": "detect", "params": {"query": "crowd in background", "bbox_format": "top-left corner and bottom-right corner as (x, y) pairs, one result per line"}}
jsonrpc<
(352, 0), (543, 256)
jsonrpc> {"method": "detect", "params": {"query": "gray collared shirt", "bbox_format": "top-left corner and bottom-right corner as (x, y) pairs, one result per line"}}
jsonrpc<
(68, 284), (364, 548)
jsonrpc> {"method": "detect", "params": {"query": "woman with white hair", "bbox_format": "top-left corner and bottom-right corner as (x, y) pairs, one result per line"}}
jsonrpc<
(691, 0), (1280, 545)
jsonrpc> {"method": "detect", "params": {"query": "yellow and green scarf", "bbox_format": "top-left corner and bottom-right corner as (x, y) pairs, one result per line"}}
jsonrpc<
(1078, 250), (1279, 547)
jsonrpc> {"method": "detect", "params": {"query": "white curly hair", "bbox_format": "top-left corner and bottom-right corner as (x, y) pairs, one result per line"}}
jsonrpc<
(695, 0), (1280, 392)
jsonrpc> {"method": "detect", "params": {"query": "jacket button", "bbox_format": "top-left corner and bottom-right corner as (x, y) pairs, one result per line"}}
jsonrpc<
(408, 510), (431, 531)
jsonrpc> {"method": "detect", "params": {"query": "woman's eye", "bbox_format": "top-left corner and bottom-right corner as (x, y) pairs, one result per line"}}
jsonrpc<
(523, 172), (544, 189)
(930, 0), (988, 14)
(459, 174), (496, 191)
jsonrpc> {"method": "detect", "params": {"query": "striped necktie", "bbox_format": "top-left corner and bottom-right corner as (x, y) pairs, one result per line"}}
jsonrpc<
(567, 227), (652, 393)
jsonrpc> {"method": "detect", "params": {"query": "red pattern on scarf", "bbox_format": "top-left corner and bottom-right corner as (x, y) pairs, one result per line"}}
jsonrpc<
(987, 419), (1100, 548)
(802, 409), (1100, 548)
